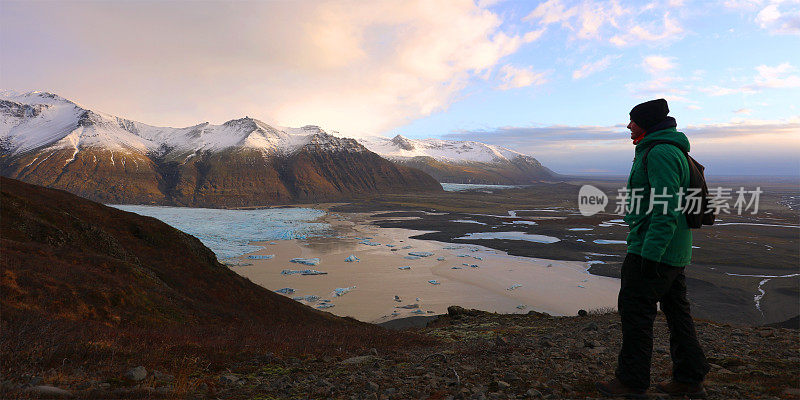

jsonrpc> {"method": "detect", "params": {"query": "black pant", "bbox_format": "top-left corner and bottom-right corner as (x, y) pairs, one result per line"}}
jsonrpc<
(615, 252), (710, 390)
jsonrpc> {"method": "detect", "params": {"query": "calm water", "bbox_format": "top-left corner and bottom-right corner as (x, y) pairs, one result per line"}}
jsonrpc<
(110, 205), (331, 259)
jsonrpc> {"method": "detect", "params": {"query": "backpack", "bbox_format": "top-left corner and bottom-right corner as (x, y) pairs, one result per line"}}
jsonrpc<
(641, 140), (715, 229)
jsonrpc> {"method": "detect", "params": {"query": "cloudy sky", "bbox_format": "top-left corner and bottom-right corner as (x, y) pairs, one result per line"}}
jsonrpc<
(1, 0), (798, 175)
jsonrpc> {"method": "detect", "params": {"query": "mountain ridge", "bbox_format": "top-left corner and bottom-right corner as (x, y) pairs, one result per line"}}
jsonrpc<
(0, 91), (442, 206)
(358, 134), (558, 184)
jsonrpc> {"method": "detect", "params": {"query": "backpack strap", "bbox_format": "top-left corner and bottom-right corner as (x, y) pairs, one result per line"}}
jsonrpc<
(641, 140), (686, 176)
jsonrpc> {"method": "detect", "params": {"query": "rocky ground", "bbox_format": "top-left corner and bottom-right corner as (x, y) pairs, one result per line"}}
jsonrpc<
(5, 307), (798, 399)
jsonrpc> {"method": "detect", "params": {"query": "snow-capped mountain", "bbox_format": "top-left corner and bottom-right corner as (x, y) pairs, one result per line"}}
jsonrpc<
(0, 92), (440, 206)
(358, 135), (556, 184)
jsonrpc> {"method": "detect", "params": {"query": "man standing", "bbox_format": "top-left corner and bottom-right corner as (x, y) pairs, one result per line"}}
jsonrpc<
(596, 99), (710, 398)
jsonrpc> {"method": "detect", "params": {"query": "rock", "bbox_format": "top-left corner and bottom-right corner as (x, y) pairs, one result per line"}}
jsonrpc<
(219, 374), (239, 386)
(152, 370), (174, 382)
(369, 348), (378, 356)
(758, 328), (775, 338)
(526, 388), (543, 398)
(580, 322), (599, 331)
(366, 381), (379, 392)
(123, 366), (147, 382)
(27, 385), (72, 398)
(577, 309), (588, 317)
(447, 305), (479, 317)
(496, 380), (511, 390)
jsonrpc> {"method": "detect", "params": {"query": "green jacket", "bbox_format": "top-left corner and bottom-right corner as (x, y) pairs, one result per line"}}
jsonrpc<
(623, 126), (692, 266)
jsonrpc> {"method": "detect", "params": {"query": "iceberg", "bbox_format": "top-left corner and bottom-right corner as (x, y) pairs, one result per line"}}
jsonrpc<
(247, 254), (275, 259)
(398, 266), (411, 270)
(344, 255), (360, 262)
(290, 257), (321, 266)
(408, 251), (434, 257)
(428, 280), (441, 285)
(456, 231), (560, 244)
(317, 303), (335, 309)
(281, 269), (327, 275)
(593, 239), (626, 245)
(275, 287), (295, 294)
(411, 309), (425, 314)
(507, 284), (522, 290)
(397, 303), (419, 309)
(359, 240), (382, 246)
(332, 286), (356, 297)
(436, 257), (445, 261)
(401, 245), (412, 249)
(404, 256), (421, 260)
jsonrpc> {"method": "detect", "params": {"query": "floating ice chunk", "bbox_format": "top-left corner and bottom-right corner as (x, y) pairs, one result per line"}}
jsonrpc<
(510, 220), (538, 226)
(317, 303), (335, 309)
(247, 254), (275, 259)
(404, 256), (421, 260)
(451, 266), (462, 269)
(457, 254), (470, 258)
(692, 246), (700, 249)
(442, 245), (462, 250)
(302, 295), (320, 302)
(593, 239), (626, 244)
(397, 303), (418, 309)
(269, 242), (278, 245)
(473, 256), (483, 260)
(416, 297), (420, 301)
(516, 305), (527, 309)
(452, 219), (487, 225)
(398, 266), (411, 270)
(386, 244), (396, 247)
(275, 287), (295, 294)
(332, 286), (356, 297)
(469, 264), (479, 268)
(568, 228), (593, 231)
(436, 257), (445, 261)
(394, 295), (401, 302)
(576, 239), (586, 242)
(409, 251), (434, 257)
(456, 231), (560, 244)
(428, 280), (441, 285)
(411, 309), (425, 314)
(345, 255), (360, 262)
(281, 269), (327, 275)
(577, 285), (586, 288)
(290, 257), (321, 266)
(507, 284), (522, 291)
(401, 245), (413, 249)
(360, 240), (381, 246)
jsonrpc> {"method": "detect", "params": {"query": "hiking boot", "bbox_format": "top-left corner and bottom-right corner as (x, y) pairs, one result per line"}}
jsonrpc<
(595, 378), (647, 398)
(655, 380), (707, 398)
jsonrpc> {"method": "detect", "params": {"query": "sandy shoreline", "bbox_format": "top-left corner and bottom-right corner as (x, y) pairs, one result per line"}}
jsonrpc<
(229, 209), (620, 324)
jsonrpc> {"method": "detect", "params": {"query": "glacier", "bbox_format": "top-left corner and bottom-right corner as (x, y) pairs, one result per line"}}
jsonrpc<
(109, 205), (330, 259)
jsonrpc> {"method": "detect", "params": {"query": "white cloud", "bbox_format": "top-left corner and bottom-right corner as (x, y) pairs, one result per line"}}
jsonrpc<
(497, 64), (549, 90)
(703, 62), (800, 95)
(572, 55), (616, 79)
(755, 2), (800, 34)
(642, 55), (677, 75)
(687, 105), (702, 110)
(749, 62), (800, 89)
(609, 12), (684, 46)
(0, 1), (529, 136)
(734, 108), (753, 114)
(525, 0), (682, 46)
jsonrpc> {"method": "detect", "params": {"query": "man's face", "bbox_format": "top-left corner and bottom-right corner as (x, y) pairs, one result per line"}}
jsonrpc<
(627, 120), (646, 140)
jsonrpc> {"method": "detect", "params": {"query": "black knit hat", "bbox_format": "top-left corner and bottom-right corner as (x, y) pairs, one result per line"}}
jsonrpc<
(630, 99), (669, 132)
